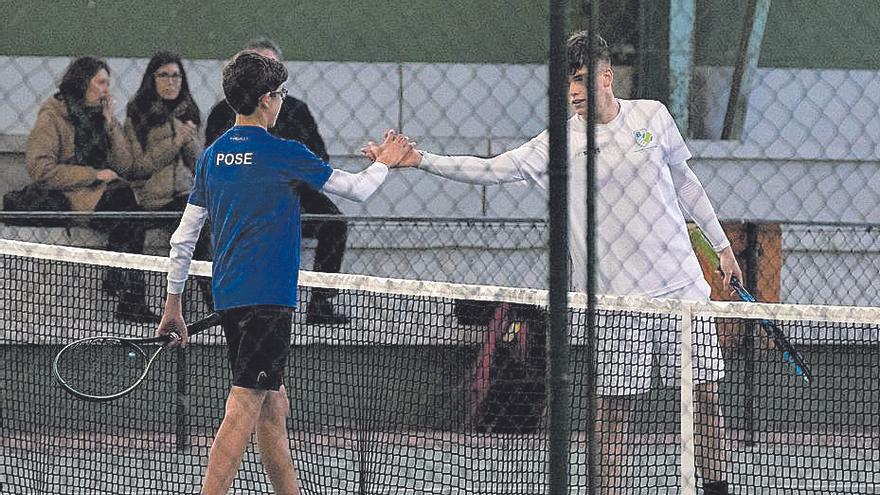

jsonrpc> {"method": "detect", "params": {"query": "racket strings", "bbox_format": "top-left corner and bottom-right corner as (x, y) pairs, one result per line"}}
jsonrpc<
(55, 339), (149, 398)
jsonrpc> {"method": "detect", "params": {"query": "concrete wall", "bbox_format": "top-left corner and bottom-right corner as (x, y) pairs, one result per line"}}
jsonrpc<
(2, 56), (879, 221)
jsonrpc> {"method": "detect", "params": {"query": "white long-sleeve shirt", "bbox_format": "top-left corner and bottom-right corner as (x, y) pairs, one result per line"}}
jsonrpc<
(420, 99), (729, 296)
(166, 161), (388, 295)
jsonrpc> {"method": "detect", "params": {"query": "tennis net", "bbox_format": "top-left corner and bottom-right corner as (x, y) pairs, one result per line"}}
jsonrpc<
(1, 239), (878, 494)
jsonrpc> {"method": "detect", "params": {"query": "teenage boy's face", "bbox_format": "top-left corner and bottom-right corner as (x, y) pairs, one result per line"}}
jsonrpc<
(568, 67), (588, 116)
(568, 64), (612, 117)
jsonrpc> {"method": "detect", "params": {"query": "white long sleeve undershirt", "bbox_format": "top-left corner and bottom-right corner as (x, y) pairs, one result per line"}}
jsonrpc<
(668, 160), (730, 252)
(418, 150), (730, 252)
(419, 151), (525, 185)
(322, 162), (389, 202)
(166, 161), (388, 294)
(167, 203), (207, 295)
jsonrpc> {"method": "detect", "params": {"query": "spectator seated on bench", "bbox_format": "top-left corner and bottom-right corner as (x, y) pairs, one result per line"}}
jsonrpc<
(23, 56), (158, 323)
(124, 51), (212, 303)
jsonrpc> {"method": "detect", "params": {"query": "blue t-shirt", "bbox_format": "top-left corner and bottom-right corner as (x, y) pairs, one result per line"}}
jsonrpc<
(189, 125), (333, 310)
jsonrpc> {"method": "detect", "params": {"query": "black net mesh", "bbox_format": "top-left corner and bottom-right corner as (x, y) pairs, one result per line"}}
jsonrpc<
(1, 240), (878, 494)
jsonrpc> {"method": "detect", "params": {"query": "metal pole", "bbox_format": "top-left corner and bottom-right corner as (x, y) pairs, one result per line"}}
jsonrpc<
(721, 0), (772, 140)
(584, 2), (599, 494)
(668, 0), (696, 133)
(547, 0), (571, 494)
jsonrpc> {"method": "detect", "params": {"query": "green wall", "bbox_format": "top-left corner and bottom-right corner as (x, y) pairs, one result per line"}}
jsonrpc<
(694, 0), (880, 69)
(3, 0), (880, 68)
(0, 0), (549, 63)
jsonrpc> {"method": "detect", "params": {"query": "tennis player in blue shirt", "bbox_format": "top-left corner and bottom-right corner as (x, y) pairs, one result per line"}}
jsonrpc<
(156, 51), (412, 495)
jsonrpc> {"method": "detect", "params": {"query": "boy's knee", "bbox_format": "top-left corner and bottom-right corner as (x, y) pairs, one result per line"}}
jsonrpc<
(261, 391), (289, 422)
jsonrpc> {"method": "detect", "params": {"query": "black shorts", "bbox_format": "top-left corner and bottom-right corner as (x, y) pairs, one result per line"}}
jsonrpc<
(219, 305), (293, 391)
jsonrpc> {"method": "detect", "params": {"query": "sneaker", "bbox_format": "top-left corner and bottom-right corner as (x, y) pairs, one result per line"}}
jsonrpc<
(704, 481), (729, 495)
(305, 299), (350, 325)
(116, 298), (160, 324)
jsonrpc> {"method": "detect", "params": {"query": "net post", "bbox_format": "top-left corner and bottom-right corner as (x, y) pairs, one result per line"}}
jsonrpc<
(744, 222), (759, 446)
(175, 347), (191, 451)
(681, 303), (697, 495)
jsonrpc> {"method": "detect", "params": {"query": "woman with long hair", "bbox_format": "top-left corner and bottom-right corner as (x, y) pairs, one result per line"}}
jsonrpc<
(125, 51), (211, 306)
(125, 51), (202, 210)
(25, 56), (158, 323)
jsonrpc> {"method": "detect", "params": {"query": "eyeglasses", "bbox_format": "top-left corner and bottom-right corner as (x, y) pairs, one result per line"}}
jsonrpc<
(155, 72), (183, 81)
(267, 88), (288, 99)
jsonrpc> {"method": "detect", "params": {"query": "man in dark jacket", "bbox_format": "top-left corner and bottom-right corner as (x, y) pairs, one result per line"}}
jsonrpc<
(205, 37), (349, 325)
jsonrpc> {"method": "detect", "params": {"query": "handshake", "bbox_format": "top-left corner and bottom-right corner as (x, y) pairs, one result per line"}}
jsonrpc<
(361, 129), (422, 169)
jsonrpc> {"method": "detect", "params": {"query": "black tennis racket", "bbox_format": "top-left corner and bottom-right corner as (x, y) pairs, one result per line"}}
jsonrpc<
(728, 277), (813, 384)
(53, 313), (221, 402)
(689, 228), (812, 384)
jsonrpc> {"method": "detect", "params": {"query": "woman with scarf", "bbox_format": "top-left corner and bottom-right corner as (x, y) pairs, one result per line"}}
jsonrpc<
(124, 51), (211, 305)
(25, 56), (158, 323)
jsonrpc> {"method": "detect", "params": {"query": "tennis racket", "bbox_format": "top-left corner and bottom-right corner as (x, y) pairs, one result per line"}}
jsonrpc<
(689, 229), (812, 384)
(53, 313), (222, 402)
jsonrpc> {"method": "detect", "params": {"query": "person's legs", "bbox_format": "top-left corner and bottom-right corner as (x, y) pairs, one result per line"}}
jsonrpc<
(692, 316), (729, 494)
(657, 282), (729, 494)
(300, 188), (347, 275)
(202, 386), (267, 495)
(94, 183), (157, 323)
(209, 305), (296, 493)
(695, 382), (728, 495)
(592, 312), (654, 494)
(299, 187), (348, 324)
(255, 385), (300, 494)
(595, 395), (635, 495)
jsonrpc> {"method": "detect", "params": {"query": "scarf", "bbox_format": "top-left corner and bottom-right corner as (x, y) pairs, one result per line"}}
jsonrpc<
(59, 94), (111, 169)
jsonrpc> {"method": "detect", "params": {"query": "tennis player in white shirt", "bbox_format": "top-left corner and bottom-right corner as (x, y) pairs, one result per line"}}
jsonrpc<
(364, 31), (742, 495)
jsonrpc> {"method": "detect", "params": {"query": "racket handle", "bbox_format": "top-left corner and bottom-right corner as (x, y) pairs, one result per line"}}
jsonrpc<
(160, 313), (221, 344)
(730, 277), (757, 302)
(187, 313), (222, 337)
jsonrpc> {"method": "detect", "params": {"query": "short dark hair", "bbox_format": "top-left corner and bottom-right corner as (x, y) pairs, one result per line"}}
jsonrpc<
(222, 51), (288, 116)
(57, 56), (111, 101)
(566, 31), (611, 75)
(244, 36), (283, 61)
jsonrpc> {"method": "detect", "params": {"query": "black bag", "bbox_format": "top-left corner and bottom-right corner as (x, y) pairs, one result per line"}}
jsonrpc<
(454, 299), (498, 325)
(2, 183), (71, 227)
(470, 303), (547, 433)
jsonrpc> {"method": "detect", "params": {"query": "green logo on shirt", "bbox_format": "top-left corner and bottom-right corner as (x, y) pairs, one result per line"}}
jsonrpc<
(633, 129), (653, 147)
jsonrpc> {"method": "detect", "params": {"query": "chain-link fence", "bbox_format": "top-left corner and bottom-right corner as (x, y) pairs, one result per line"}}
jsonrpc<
(1, 3), (879, 303)
(2, 3), (880, 495)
